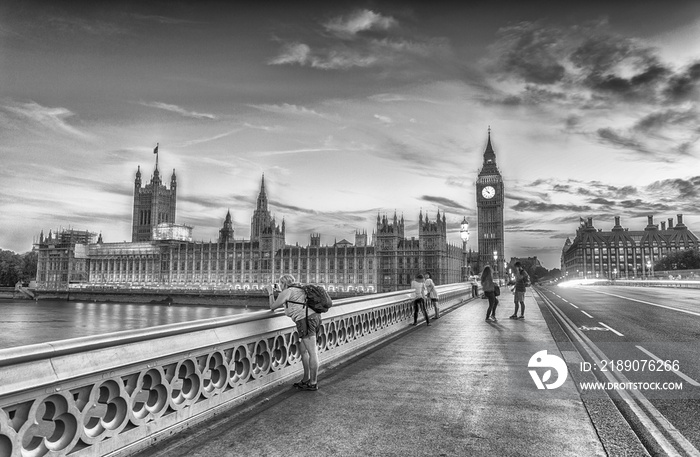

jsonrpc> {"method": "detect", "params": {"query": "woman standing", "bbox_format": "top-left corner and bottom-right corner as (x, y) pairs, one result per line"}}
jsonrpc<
(424, 271), (439, 320)
(481, 265), (497, 321)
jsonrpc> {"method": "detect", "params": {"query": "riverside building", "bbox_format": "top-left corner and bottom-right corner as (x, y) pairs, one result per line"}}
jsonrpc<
(561, 215), (699, 279)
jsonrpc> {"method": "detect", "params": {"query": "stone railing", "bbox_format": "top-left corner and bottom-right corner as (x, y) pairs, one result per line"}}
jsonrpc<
(0, 284), (469, 457)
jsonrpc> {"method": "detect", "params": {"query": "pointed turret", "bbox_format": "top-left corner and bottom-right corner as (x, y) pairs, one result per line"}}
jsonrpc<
(483, 127), (496, 166)
(135, 165), (142, 188)
(256, 174), (268, 210)
(171, 169), (177, 189)
(39, 230), (44, 243)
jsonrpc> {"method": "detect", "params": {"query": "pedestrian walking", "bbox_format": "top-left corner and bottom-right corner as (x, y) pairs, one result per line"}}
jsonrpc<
(424, 271), (440, 319)
(481, 266), (498, 321)
(508, 262), (530, 319)
(410, 274), (430, 326)
(265, 274), (321, 391)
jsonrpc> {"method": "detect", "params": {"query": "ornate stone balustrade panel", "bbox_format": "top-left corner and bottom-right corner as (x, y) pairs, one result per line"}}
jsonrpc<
(0, 285), (468, 457)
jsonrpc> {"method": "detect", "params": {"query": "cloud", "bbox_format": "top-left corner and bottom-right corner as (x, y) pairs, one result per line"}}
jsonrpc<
(138, 101), (216, 120)
(131, 14), (197, 25)
(664, 61), (700, 101)
(487, 21), (567, 84)
(420, 196), (468, 211)
(511, 201), (592, 212)
(324, 10), (397, 38)
(48, 15), (128, 36)
(249, 103), (325, 117)
(374, 114), (392, 123)
(3, 101), (89, 138)
(180, 130), (239, 147)
(596, 128), (651, 156)
(268, 9), (453, 73)
(646, 176), (700, 199)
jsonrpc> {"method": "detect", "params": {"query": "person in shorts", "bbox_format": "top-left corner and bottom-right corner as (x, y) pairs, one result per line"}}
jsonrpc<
(509, 262), (529, 319)
(265, 274), (321, 391)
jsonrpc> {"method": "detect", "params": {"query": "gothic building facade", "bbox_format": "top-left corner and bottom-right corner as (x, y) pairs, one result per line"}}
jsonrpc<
(35, 161), (464, 293)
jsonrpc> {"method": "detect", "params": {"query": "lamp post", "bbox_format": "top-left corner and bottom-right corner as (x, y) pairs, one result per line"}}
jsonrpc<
(646, 259), (652, 279)
(459, 217), (470, 282)
(493, 250), (498, 285)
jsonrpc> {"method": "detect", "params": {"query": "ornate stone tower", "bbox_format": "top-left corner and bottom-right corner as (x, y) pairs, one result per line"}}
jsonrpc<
(476, 128), (505, 275)
(132, 157), (177, 242)
(250, 174), (285, 251)
(219, 210), (235, 243)
(375, 212), (405, 293)
(419, 209), (447, 282)
(250, 174), (272, 243)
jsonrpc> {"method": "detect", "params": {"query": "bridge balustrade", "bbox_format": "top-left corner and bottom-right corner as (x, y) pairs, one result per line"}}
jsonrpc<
(0, 284), (469, 457)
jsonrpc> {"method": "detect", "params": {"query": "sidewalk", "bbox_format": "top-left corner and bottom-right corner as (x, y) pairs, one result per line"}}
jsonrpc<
(139, 289), (605, 457)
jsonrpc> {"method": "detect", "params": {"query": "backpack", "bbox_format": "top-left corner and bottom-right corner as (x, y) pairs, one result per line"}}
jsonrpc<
(289, 284), (333, 314)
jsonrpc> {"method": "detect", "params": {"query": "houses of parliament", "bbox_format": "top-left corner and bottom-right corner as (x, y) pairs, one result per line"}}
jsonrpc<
(35, 132), (506, 294)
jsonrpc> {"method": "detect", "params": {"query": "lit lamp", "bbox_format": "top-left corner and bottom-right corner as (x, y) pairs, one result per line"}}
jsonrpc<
(493, 250), (498, 284)
(459, 217), (470, 281)
(646, 259), (651, 279)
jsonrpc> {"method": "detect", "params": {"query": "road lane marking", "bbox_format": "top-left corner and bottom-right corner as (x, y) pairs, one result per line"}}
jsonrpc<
(581, 310), (594, 318)
(598, 321), (624, 336)
(588, 289), (700, 317)
(568, 302), (579, 309)
(537, 290), (700, 456)
(636, 345), (700, 387)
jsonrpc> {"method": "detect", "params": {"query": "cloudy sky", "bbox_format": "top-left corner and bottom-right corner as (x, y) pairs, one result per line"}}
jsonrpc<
(2, 1), (699, 269)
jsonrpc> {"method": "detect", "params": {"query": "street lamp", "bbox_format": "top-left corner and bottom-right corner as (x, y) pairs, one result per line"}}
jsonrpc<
(646, 259), (652, 279)
(493, 250), (498, 285)
(459, 217), (470, 282)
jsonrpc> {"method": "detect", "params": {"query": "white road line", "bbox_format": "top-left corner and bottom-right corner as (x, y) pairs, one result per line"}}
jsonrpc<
(568, 302), (579, 309)
(598, 321), (624, 336)
(562, 299), (569, 303)
(581, 310), (594, 318)
(636, 345), (700, 387)
(588, 289), (700, 318)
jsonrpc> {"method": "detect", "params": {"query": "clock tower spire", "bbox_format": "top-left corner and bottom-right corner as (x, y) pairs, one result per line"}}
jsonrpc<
(476, 127), (505, 277)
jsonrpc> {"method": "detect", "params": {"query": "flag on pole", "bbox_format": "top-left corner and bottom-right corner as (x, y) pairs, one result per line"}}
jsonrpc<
(154, 143), (159, 154)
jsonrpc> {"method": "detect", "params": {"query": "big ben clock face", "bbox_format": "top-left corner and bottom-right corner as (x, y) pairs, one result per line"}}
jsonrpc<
(481, 186), (495, 199)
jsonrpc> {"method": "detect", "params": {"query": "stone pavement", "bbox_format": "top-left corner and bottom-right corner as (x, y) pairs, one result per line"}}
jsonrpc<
(138, 289), (606, 457)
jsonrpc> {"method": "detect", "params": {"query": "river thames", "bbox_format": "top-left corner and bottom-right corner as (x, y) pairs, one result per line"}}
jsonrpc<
(0, 298), (264, 349)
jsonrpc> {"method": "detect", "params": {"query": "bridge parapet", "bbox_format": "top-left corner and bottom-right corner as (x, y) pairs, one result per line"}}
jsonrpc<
(0, 284), (469, 457)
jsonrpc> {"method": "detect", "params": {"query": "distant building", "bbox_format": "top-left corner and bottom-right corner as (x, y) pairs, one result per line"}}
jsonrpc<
(35, 229), (96, 288)
(561, 215), (699, 279)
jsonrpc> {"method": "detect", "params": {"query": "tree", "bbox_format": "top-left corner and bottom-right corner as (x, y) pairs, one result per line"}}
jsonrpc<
(0, 249), (37, 286)
(654, 248), (700, 271)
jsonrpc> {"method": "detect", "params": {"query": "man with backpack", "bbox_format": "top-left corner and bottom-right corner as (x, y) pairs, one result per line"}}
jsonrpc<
(508, 262), (530, 319)
(265, 274), (331, 392)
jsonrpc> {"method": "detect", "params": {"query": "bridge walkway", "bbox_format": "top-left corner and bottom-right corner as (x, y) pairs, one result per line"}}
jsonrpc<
(136, 290), (606, 457)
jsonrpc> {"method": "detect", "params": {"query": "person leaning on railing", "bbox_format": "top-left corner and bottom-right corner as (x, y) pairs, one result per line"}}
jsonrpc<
(264, 274), (320, 391)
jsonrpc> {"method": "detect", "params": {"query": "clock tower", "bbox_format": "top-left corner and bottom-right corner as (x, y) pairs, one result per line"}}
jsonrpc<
(476, 128), (505, 276)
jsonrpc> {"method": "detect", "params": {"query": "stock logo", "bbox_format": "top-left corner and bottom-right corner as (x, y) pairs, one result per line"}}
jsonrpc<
(528, 350), (568, 390)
